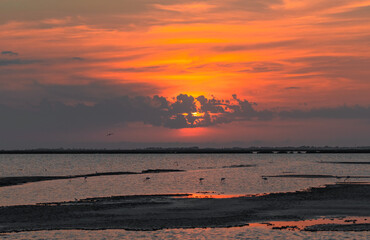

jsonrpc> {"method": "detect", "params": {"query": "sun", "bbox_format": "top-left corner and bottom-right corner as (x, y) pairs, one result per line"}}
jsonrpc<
(191, 112), (205, 117)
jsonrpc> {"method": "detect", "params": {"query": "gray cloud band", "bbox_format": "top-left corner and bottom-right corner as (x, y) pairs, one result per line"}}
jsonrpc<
(0, 94), (368, 133)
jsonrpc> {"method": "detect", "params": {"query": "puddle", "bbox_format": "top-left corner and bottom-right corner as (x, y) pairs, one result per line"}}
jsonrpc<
(249, 216), (369, 231)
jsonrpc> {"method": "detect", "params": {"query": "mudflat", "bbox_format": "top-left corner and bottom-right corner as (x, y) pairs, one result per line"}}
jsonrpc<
(0, 183), (369, 233)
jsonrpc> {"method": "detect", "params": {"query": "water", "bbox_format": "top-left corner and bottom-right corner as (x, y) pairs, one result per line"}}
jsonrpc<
(1, 226), (369, 240)
(0, 153), (369, 239)
(0, 154), (369, 206)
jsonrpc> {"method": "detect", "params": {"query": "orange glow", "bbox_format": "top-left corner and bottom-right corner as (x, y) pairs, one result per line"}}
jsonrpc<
(178, 127), (208, 137)
(183, 193), (247, 199)
(1, 0), (369, 112)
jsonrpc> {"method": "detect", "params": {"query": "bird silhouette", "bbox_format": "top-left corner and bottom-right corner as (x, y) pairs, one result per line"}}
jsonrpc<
(144, 177), (150, 181)
(221, 177), (226, 182)
(106, 132), (114, 136)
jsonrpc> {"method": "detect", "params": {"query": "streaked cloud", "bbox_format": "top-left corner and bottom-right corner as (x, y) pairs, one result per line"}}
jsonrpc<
(1, 51), (18, 56)
(329, 5), (370, 19)
(0, 0), (369, 147)
(0, 58), (40, 66)
(212, 40), (299, 52)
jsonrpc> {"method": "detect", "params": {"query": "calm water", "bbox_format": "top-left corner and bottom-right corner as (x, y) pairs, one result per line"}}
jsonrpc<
(0, 154), (369, 239)
(0, 154), (369, 206)
(1, 226), (369, 240)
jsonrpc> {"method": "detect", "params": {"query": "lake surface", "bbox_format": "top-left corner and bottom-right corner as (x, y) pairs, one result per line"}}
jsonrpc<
(0, 153), (369, 239)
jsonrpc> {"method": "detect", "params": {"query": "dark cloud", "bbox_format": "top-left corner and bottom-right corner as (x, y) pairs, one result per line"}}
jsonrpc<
(1, 93), (367, 136)
(238, 62), (284, 73)
(1, 93), (369, 149)
(112, 65), (164, 72)
(0, 58), (40, 66)
(1, 51), (18, 56)
(0, 81), (160, 106)
(71, 57), (84, 61)
(0, 94), (275, 136)
(285, 87), (301, 90)
(213, 40), (299, 52)
(280, 105), (370, 119)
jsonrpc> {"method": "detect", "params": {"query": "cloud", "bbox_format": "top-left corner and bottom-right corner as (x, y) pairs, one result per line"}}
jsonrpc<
(280, 105), (370, 119)
(286, 55), (370, 83)
(1, 93), (368, 136)
(238, 62), (284, 73)
(0, 94), (274, 135)
(0, 58), (40, 66)
(329, 5), (370, 19)
(111, 65), (164, 73)
(213, 40), (299, 52)
(0, 81), (161, 106)
(1, 93), (369, 150)
(1, 51), (18, 56)
(71, 57), (84, 61)
(220, 0), (283, 12)
(0, 0), (210, 29)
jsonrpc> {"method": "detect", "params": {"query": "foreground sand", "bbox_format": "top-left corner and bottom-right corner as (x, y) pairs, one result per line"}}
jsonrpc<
(0, 183), (369, 233)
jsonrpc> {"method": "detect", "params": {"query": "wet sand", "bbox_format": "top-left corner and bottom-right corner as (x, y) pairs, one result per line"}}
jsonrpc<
(0, 183), (369, 233)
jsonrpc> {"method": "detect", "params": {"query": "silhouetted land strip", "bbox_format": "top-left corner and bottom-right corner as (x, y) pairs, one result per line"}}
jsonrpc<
(0, 183), (369, 233)
(305, 223), (370, 231)
(318, 161), (370, 165)
(222, 164), (256, 168)
(1, 147), (370, 154)
(0, 169), (185, 187)
(264, 174), (370, 179)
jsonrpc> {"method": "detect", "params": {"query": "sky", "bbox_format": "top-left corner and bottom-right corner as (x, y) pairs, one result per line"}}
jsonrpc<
(0, 0), (369, 149)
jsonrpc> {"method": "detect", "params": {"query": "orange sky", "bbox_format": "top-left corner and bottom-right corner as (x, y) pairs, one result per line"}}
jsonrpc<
(0, 0), (369, 148)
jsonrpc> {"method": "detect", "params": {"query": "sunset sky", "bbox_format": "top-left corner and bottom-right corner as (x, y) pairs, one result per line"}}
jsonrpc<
(0, 0), (369, 149)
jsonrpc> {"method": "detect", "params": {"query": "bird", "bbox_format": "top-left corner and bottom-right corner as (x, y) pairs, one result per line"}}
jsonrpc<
(262, 176), (268, 181)
(199, 178), (204, 183)
(84, 176), (88, 182)
(221, 177), (226, 182)
(144, 177), (150, 181)
(106, 132), (114, 136)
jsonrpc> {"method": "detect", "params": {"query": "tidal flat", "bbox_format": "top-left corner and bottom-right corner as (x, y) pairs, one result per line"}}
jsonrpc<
(0, 183), (369, 233)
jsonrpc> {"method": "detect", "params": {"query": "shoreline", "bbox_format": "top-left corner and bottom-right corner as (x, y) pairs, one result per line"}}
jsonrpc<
(1, 183), (369, 233)
(1, 148), (370, 154)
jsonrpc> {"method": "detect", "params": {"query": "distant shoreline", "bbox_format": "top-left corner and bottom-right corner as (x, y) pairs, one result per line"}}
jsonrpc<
(1, 148), (370, 154)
